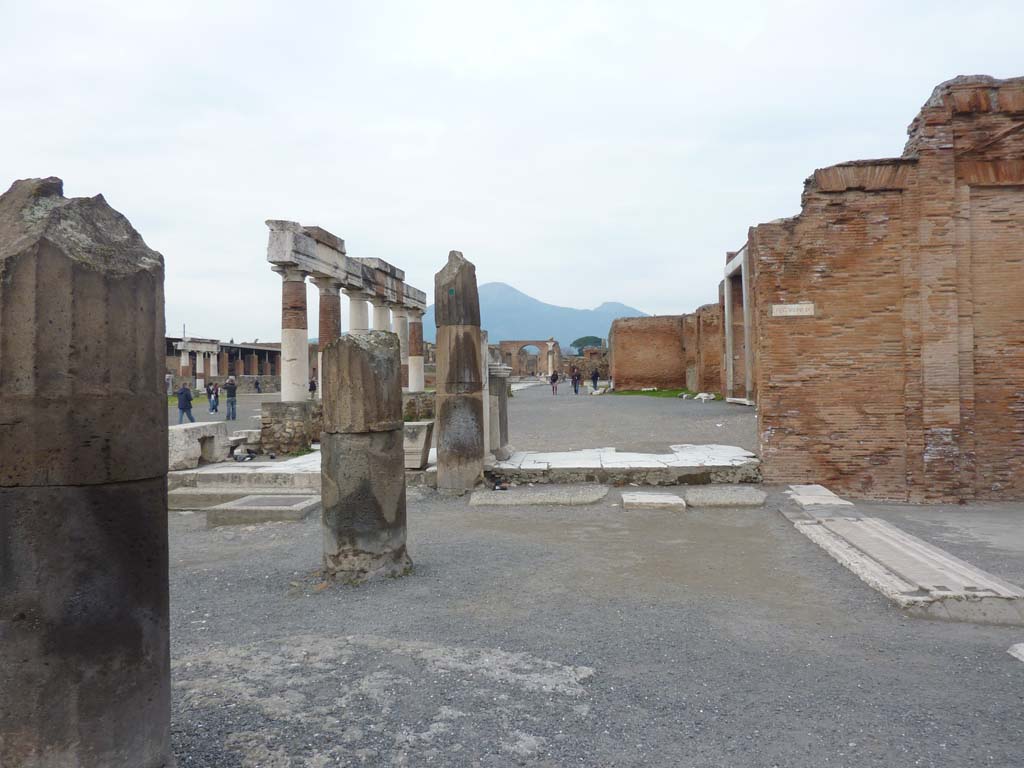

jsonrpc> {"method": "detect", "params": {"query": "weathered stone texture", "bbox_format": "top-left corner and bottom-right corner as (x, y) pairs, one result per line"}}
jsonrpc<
(608, 316), (686, 390)
(434, 252), (484, 492)
(752, 76), (1024, 502)
(260, 400), (321, 455)
(320, 332), (411, 581)
(0, 177), (170, 766)
(321, 333), (403, 433)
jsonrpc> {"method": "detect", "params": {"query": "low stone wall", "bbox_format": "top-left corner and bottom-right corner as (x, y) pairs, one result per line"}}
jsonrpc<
(403, 390), (435, 421)
(261, 401), (322, 455)
(168, 374), (280, 394)
(168, 422), (232, 470)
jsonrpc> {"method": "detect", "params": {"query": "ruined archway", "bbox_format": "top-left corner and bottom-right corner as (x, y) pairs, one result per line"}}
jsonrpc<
(498, 339), (562, 377)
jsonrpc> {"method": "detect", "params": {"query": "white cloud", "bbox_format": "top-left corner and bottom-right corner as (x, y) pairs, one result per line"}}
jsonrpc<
(2, 0), (1021, 339)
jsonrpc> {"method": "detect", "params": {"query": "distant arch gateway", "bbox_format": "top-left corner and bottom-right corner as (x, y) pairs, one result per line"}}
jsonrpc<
(498, 339), (562, 377)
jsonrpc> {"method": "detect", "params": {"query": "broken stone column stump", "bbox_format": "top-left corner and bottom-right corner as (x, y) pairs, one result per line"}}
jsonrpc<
(320, 332), (411, 582)
(0, 177), (171, 767)
(434, 251), (485, 493)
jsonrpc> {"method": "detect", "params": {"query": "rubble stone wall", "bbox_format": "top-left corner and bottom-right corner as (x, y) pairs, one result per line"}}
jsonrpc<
(752, 75), (1024, 502)
(260, 401), (322, 455)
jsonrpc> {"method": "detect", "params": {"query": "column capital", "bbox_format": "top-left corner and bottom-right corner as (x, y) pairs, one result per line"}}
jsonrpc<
(488, 363), (512, 378)
(368, 293), (390, 308)
(311, 274), (343, 294)
(272, 265), (307, 283)
(390, 305), (409, 318)
(342, 287), (372, 301)
(406, 307), (425, 321)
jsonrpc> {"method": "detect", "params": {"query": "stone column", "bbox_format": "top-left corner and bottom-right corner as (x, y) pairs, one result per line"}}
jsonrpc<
(274, 266), (309, 401)
(210, 350), (219, 378)
(320, 332), (412, 582)
(434, 250), (484, 492)
(313, 275), (342, 400)
(179, 347), (190, 377)
(0, 177), (170, 767)
(488, 363), (513, 460)
(392, 306), (410, 389)
(546, 341), (555, 376)
(371, 296), (391, 332)
(481, 330), (490, 456)
(345, 288), (371, 336)
(407, 309), (425, 392)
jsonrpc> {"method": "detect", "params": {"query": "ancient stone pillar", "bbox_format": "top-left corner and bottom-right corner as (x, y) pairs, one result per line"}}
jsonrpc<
(488, 363), (513, 459)
(320, 332), (412, 582)
(546, 341), (555, 376)
(313, 275), (342, 400)
(434, 250), (484, 492)
(345, 288), (370, 336)
(408, 309), (425, 392)
(392, 306), (410, 389)
(210, 350), (219, 377)
(179, 347), (190, 376)
(0, 177), (170, 767)
(481, 330), (490, 456)
(274, 265), (309, 401)
(371, 296), (391, 331)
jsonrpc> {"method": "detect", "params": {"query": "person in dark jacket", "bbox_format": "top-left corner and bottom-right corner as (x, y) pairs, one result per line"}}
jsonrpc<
(223, 376), (238, 420)
(591, 369), (600, 391)
(550, 370), (559, 395)
(177, 384), (195, 424)
(309, 376), (318, 400)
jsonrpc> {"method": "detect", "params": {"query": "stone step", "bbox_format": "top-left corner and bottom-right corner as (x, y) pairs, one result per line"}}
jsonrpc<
(169, 486), (316, 510)
(205, 494), (321, 527)
(489, 444), (760, 487)
(170, 467), (320, 491)
(796, 515), (1024, 625)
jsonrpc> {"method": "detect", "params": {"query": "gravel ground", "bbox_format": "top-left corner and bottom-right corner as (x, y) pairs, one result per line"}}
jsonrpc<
(508, 384), (757, 454)
(169, 487), (1024, 767)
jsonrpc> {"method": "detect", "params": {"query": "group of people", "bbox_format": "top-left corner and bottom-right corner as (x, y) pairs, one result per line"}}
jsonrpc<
(175, 376), (239, 423)
(550, 366), (601, 395)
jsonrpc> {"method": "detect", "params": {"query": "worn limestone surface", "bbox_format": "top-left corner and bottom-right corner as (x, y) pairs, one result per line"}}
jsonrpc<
(0, 178), (170, 767)
(320, 333), (411, 582)
(168, 421), (231, 470)
(434, 251), (484, 492)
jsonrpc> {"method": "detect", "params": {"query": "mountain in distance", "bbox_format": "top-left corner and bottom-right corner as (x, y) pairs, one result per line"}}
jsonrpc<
(423, 282), (648, 351)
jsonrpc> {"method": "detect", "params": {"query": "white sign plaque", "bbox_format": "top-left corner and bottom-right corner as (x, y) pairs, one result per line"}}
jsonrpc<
(772, 303), (815, 317)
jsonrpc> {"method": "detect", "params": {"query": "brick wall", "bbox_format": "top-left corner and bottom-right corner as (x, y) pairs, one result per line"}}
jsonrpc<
(695, 303), (722, 393)
(752, 75), (1024, 502)
(608, 316), (686, 390)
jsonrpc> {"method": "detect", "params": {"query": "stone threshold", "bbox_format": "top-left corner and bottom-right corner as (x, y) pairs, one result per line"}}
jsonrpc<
(786, 484), (1024, 625)
(488, 444), (761, 487)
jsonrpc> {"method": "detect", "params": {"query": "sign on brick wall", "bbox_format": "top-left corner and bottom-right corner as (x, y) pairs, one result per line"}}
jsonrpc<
(771, 303), (815, 317)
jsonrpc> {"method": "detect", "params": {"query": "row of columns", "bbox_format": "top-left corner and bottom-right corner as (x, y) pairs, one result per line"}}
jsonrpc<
(275, 267), (426, 401)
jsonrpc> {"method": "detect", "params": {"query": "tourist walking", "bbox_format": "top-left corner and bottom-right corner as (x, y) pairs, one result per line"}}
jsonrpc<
(550, 370), (559, 395)
(224, 376), (238, 421)
(571, 367), (581, 395)
(309, 376), (318, 400)
(591, 369), (599, 391)
(176, 383), (195, 424)
(210, 382), (219, 413)
(205, 382), (214, 413)
(254, 379), (261, 394)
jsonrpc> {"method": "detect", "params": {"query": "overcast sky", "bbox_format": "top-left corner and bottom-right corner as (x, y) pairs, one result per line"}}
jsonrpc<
(4, 1), (1021, 341)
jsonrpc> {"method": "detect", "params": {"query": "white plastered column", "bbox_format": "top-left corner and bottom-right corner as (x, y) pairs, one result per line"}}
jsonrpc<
(392, 306), (410, 390)
(407, 309), (425, 392)
(345, 289), (371, 336)
(371, 297), (391, 332)
(275, 266), (310, 402)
